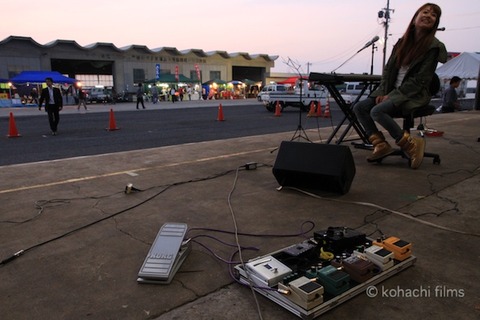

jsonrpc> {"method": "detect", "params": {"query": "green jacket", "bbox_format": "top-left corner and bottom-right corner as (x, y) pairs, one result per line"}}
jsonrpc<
(372, 37), (448, 116)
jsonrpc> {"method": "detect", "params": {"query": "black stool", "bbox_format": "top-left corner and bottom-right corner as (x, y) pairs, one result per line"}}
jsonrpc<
(386, 105), (441, 165)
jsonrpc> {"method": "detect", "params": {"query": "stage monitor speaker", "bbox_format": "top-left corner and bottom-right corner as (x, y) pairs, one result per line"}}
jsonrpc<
(272, 141), (356, 194)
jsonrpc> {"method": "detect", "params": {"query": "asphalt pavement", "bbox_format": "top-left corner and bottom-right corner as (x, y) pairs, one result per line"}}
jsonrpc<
(0, 98), (344, 166)
(0, 98), (479, 320)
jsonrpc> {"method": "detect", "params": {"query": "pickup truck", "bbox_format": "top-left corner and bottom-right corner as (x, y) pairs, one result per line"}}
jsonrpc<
(87, 87), (112, 103)
(260, 80), (328, 112)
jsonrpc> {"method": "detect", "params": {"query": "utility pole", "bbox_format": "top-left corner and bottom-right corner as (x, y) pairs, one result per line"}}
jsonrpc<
(379, 0), (393, 70)
(306, 62), (312, 75)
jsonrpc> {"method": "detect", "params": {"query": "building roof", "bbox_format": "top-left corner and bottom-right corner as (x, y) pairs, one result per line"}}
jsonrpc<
(0, 35), (279, 61)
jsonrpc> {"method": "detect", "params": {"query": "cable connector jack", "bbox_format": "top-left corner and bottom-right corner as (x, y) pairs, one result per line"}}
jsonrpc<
(244, 162), (257, 170)
(0, 249), (25, 266)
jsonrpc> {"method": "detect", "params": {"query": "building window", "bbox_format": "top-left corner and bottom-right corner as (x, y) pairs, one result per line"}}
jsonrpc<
(190, 70), (202, 82)
(209, 71), (221, 81)
(133, 69), (145, 84)
(76, 74), (113, 87)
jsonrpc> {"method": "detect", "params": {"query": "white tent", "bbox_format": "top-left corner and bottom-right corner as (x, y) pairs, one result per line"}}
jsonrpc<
(436, 52), (480, 80)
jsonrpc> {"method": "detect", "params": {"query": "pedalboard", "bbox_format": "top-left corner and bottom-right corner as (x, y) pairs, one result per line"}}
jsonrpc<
(235, 227), (416, 319)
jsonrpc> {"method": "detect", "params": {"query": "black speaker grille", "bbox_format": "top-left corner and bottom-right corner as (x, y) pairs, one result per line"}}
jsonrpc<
(272, 141), (356, 194)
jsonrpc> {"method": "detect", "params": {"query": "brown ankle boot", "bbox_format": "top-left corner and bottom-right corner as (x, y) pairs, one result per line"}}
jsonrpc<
(367, 132), (394, 161)
(396, 131), (425, 169)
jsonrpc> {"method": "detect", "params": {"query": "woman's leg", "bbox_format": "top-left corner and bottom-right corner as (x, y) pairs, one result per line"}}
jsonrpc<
(353, 97), (378, 137)
(370, 100), (403, 141)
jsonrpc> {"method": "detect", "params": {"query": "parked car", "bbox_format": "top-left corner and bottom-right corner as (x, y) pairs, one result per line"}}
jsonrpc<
(257, 84), (288, 101)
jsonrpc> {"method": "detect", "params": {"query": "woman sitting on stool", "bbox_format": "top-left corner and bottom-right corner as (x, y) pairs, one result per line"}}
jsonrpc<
(353, 3), (447, 169)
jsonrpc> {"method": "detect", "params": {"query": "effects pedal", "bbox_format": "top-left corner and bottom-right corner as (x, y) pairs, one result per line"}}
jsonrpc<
(137, 222), (190, 285)
(282, 240), (317, 257)
(245, 255), (292, 287)
(331, 255), (378, 283)
(314, 227), (366, 254)
(278, 276), (324, 310)
(313, 265), (350, 296)
(373, 236), (412, 261)
(354, 245), (394, 271)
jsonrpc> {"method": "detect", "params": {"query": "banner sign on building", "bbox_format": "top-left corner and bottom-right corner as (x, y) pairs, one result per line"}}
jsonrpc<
(155, 64), (160, 80)
(175, 65), (179, 81)
(195, 64), (201, 81)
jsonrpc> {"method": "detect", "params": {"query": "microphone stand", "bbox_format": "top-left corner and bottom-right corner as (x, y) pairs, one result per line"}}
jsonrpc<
(287, 59), (311, 143)
(270, 58), (311, 154)
(370, 43), (377, 75)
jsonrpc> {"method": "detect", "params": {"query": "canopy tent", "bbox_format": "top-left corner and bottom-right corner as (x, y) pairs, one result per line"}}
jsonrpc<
(202, 79), (227, 86)
(145, 74), (196, 83)
(10, 71), (77, 84)
(242, 78), (259, 86)
(436, 52), (480, 80)
(277, 76), (308, 85)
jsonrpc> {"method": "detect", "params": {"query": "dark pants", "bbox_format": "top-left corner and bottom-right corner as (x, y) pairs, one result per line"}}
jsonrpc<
(136, 96), (145, 109)
(353, 97), (404, 141)
(46, 105), (60, 132)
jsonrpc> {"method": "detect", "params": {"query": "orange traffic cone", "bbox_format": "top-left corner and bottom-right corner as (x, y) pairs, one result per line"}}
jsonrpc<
(216, 103), (225, 121)
(106, 109), (119, 131)
(315, 100), (323, 117)
(323, 98), (331, 118)
(7, 112), (21, 138)
(274, 101), (282, 117)
(307, 101), (316, 117)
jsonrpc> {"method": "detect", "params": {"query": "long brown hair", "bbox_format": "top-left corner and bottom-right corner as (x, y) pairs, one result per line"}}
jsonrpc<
(395, 3), (441, 68)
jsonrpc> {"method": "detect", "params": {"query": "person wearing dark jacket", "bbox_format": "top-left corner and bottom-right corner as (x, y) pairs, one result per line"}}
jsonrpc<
(353, 3), (447, 169)
(441, 76), (461, 113)
(38, 77), (63, 135)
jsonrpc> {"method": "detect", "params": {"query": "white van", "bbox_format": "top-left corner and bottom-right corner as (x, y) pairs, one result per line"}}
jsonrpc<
(344, 82), (370, 95)
(465, 80), (477, 99)
(257, 84), (288, 101)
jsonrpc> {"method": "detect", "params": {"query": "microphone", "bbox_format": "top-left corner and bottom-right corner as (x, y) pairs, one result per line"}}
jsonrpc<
(437, 27), (445, 31)
(358, 36), (380, 53)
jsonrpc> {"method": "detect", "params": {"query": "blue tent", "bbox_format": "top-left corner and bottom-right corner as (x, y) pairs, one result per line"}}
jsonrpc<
(10, 71), (77, 84)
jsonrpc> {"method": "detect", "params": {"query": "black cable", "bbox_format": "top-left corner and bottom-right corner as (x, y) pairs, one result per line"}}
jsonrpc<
(186, 220), (315, 239)
(1, 166), (250, 267)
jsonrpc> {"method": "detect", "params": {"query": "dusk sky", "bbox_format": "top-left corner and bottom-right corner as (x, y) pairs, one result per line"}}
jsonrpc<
(2, 0), (479, 75)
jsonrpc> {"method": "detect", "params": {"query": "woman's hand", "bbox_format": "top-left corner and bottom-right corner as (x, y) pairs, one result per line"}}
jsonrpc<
(375, 95), (389, 104)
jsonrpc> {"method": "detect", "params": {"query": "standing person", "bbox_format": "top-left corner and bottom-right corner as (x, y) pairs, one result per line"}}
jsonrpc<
(441, 76), (462, 113)
(38, 77), (63, 135)
(151, 84), (159, 104)
(353, 3), (447, 169)
(31, 87), (39, 105)
(136, 83), (145, 109)
(178, 87), (184, 101)
(187, 86), (192, 100)
(110, 86), (117, 105)
(77, 87), (88, 110)
(170, 87), (176, 103)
